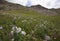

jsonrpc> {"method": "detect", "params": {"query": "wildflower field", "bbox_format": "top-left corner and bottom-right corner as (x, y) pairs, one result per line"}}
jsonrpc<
(0, 9), (60, 41)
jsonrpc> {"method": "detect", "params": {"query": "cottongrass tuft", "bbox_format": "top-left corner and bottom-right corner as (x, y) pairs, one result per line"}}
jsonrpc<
(21, 31), (26, 35)
(11, 31), (14, 35)
(16, 27), (21, 33)
(11, 38), (14, 41)
(30, 17), (33, 20)
(22, 20), (27, 22)
(39, 24), (44, 27)
(0, 26), (3, 30)
(14, 16), (17, 20)
(12, 26), (22, 33)
(12, 26), (17, 31)
(44, 20), (48, 24)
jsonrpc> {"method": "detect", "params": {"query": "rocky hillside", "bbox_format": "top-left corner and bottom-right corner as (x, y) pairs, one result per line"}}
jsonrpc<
(0, 0), (60, 15)
(30, 5), (60, 15)
(0, 0), (25, 10)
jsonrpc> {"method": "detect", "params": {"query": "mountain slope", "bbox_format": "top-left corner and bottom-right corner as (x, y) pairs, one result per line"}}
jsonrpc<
(30, 5), (60, 15)
(0, 1), (60, 15)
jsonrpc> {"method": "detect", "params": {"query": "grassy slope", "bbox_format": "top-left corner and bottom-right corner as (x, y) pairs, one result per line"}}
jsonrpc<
(0, 8), (60, 41)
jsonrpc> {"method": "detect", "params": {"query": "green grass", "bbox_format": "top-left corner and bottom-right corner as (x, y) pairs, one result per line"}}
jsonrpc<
(0, 9), (60, 41)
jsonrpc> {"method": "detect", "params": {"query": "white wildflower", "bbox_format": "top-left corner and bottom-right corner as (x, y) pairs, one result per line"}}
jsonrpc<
(12, 26), (17, 31)
(11, 31), (14, 35)
(39, 25), (42, 27)
(11, 38), (14, 41)
(44, 35), (51, 40)
(30, 18), (33, 20)
(22, 20), (27, 22)
(31, 30), (34, 34)
(14, 16), (17, 19)
(21, 31), (26, 35)
(39, 24), (44, 27)
(44, 20), (48, 24)
(0, 26), (3, 29)
(12, 26), (22, 33)
(41, 24), (44, 26)
(16, 27), (21, 33)
(54, 37), (56, 39)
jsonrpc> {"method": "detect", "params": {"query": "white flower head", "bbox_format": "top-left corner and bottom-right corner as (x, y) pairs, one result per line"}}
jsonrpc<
(21, 31), (26, 35)
(0, 26), (3, 30)
(22, 20), (27, 22)
(14, 16), (16, 20)
(39, 24), (44, 27)
(39, 25), (42, 27)
(16, 27), (21, 33)
(44, 20), (48, 24)
(41, 24), (44, 26)
(30, 17), (33, 20)
(31, 30), (34, 34)
(11, 38), (14, 41)
(12, 26), (17, 31)
(11, 31), (14, 35)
